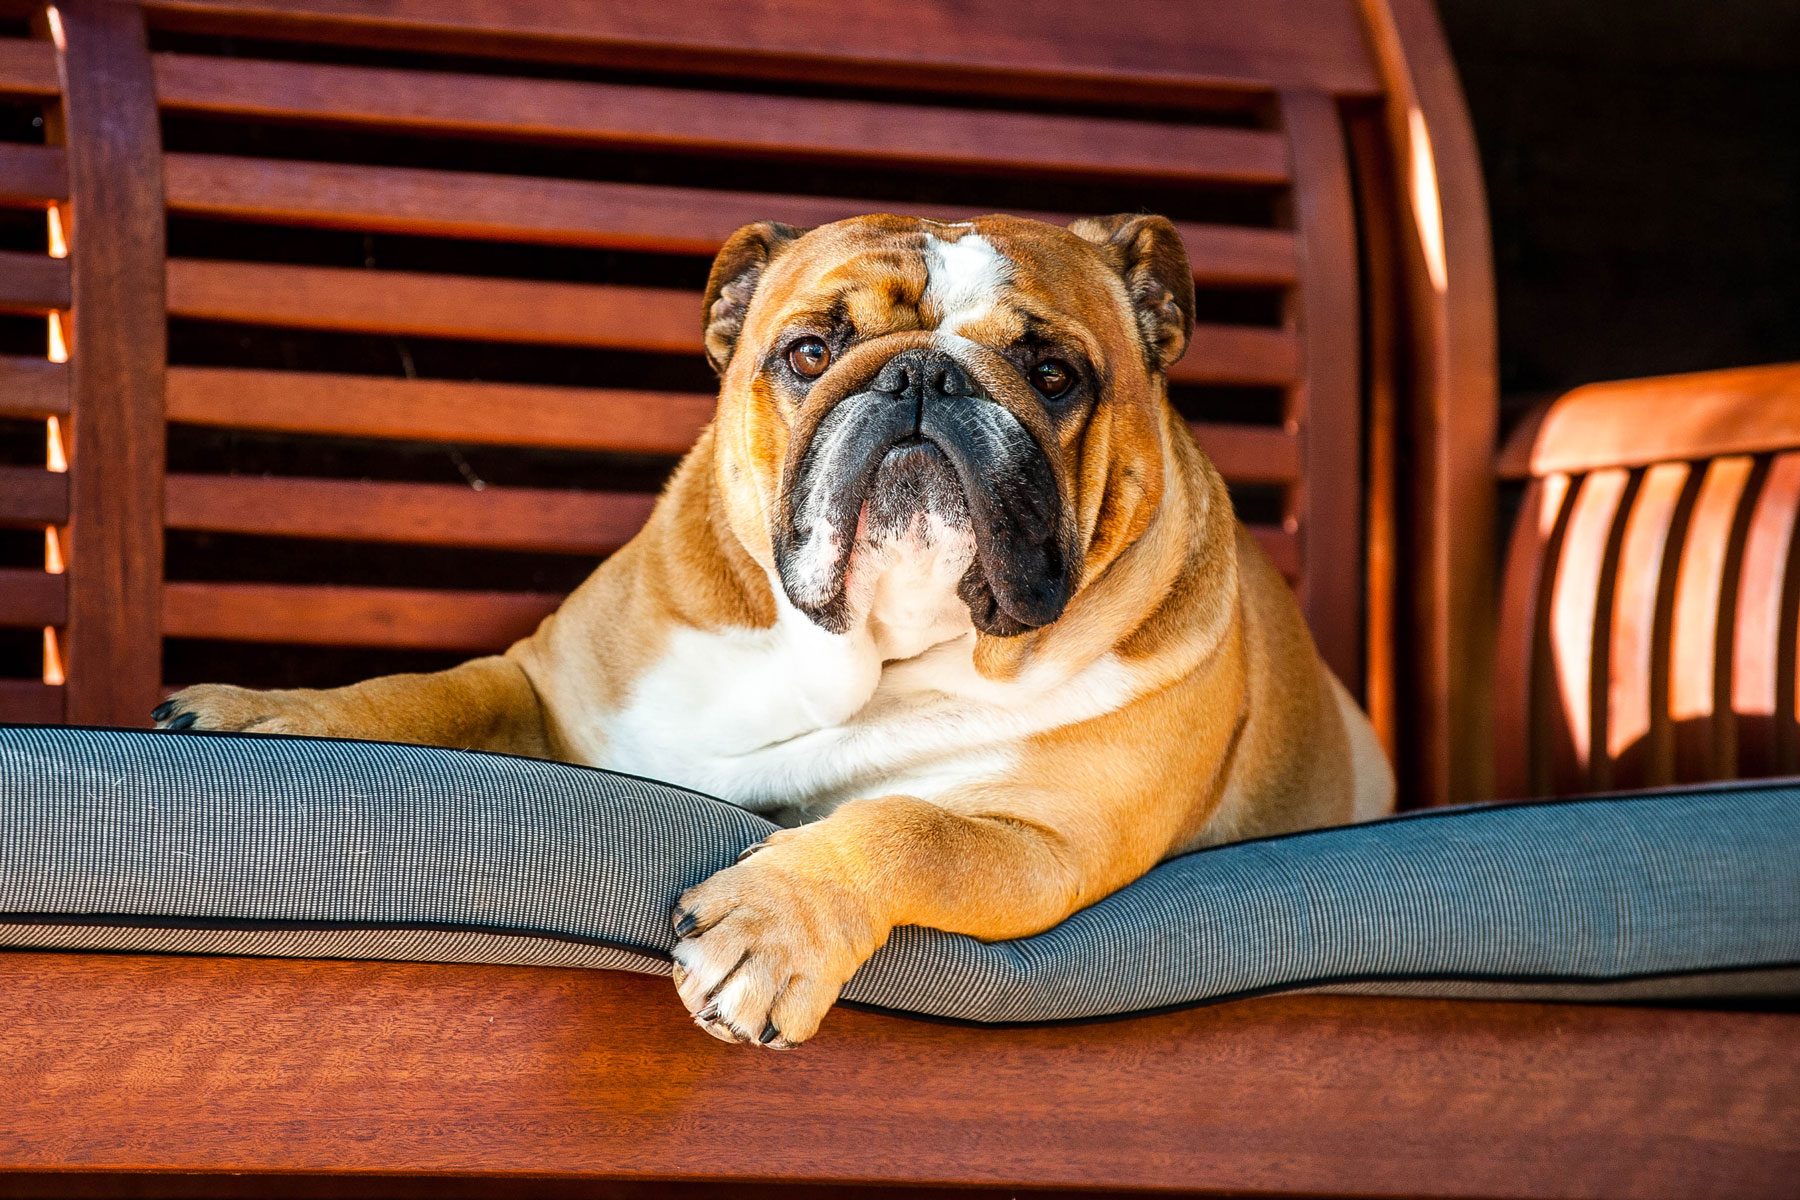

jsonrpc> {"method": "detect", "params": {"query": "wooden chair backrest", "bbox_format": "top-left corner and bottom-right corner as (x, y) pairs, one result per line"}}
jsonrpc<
(1496, 364), (1800, 798)
(0, 0), (1496, 806)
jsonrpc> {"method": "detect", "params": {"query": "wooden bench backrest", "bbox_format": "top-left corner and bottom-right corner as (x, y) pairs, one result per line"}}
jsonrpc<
(1496, 365), (1800, 798)
(0, 0), (1496, 806)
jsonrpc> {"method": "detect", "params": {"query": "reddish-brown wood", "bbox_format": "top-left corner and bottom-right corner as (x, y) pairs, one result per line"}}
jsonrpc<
(2, 953), (1795, 1198)
(1731, 452), (1800, 779)
(47, 0), (168, 728)
(0, 466), (69, 525)
(1186, 423), (1301, 484)
(0, 679), (61, 723)
(152, 53), (1292, 186)
(0, 142), (67, 204)
(1357, 0), (1499, 807)
(1493, 472), (1572, 799)
(0, 36), (59, 96)
(160, 152), (1303, 287)
(1546, 469), (1635, 794)
(1517, 362), (1800, 475)
(165, 260), (699, 353)
(1281, 89), (1363, 690)
(166, 367), (717, 458)
(0, 567), (66, 627)
(1604, 462), (1697, 789)
(1669, 457), (1761, 782)
(1168, 325), (1301, 387)
(0, 356), (68, 418)
(165, 475), (657, 555)
(163, 581), (559, 651)
(0, 248), (70, 312)
(139, 0), (1384, 101)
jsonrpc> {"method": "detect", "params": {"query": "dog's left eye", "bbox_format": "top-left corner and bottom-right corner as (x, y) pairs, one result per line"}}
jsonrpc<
(786, 338), (831, 379)
(1032, 359), (1077, 399)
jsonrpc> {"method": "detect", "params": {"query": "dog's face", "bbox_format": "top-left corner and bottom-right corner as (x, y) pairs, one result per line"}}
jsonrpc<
(702, 213), (1196, 637)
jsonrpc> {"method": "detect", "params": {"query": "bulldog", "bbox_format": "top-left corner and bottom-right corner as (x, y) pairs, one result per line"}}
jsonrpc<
(156, 213), (1394, 1047)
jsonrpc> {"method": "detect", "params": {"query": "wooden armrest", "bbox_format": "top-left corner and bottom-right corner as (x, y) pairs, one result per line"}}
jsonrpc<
(1, 952), (1795, 1198)
(1499, 361), (1800, 479)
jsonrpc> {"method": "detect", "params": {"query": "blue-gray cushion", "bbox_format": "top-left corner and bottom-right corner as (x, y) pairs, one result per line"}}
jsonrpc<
(1, 724), (1795, 1021)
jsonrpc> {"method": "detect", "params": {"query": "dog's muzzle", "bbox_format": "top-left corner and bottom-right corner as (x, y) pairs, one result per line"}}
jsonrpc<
(775, 347), (1073, 637)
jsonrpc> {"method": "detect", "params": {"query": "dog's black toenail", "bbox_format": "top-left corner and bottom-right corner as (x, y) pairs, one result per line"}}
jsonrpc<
(673, 911), (698, 937)
(759, 1022), (780, 1044)
(151, 700), (176, 721)
(166, 712), (198, 731)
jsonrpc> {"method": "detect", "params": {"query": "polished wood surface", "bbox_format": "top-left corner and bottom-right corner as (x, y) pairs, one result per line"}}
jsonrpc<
(52, 0), (169, 728)
(0, 141), (65, 204)
(1, 952), (1794, 1198)
(0, 355), (67, 417)
(1496, 368), (1800, 795)
(163, 581), (559, 651)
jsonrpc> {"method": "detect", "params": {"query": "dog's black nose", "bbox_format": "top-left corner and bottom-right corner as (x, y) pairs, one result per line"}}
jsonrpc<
(871, 349), (982, 406)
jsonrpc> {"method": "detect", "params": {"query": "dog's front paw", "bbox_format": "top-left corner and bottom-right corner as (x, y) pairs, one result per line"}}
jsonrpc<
(152, 684), (325, 736)
(671, 844), (885, 1048)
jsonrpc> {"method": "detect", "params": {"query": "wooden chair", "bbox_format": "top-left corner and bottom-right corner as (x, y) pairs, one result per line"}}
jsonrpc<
(0, 1), (1793, 1195)
(1497, 364), (1800, 799)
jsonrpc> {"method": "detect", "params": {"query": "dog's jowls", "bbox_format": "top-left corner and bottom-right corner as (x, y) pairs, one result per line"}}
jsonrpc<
(157, 213), (1395, 1046)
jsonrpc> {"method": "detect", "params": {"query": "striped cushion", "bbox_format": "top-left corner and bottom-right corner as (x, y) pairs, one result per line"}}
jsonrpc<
(1, 725), (1795, 1021)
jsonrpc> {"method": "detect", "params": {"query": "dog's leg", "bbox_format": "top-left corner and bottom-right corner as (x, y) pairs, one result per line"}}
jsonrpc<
(152, 653), (552, 757)
(668, 787), (1169, 1047)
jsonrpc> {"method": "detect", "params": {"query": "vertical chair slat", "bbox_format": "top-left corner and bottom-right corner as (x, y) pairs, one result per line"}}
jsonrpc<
(1546, 469), (1637, 794)
(1731, 451), (1800, 778)
(48, 0), (167, 727)
(1604, 461), (1698, 790)
(1669, 456), (1762, 783)
(1494, 472), (1571, 799)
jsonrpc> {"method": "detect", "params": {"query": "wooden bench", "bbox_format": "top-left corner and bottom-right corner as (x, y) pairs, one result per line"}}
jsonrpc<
(0, 1), (1793, 1195)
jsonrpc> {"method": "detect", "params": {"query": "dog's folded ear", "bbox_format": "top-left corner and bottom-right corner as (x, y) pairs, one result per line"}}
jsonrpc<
(1067, 214), (1195, 371)
(702, 221), (807, 375)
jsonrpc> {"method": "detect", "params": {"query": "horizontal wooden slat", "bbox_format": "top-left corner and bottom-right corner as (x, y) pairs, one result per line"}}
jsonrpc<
(165, 474), (655, 555)
(162, 153), (1301, 287)
(1169, 325), (1301, 387)
(0, 679), (60, 723)
(153, 54), (1291, 186)
(0, 249), (70, 314)
(0, 568), (65, 627)
(139, 0), (1382, 99)
(0, 356), (67, 418)
(0, 143), (68, 205)
(165, 259), (696, 352)
(0, 467), (68, 525)
(163, 580), (557, 651)
(1250, 524), (1299, 577)
(1189, 422), (1299, 484)
(0, 39), (59, 99)
(167, 261), (1302, 390)
(1504, 363), (1800, 478)
(166, 367), (713, 456)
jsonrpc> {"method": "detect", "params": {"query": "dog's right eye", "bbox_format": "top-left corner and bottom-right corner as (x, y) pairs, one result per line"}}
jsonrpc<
(786, 338), (831, 379)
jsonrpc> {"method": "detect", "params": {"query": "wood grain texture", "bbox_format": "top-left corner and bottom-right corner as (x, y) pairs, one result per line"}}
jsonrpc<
(1547, 469), (1636, 794)
(1357, 0), (1499, 806)
(1168, 325), (1300, 387)
(0, 953), (1795, 1197)
(1521, 362), (1800, 475)
(163, 581), (558, 651)
(152, 52), (1291, 186)
(161, 152), (1302, 287)
(0, 466), (69, 525)
(0, 248), (70, 312)
(0, 36), (59, 97)
(1281, 89), (1363, 692)
(0, 566), (66, 627)
(137, 0), (1383, 101)
(0, 355), (68, 418)
(1493, 472), (1572, 800)
(0, 679), (61, 722)
(52, 0), (168, 728)
(166, 367), (716, 457)
(1731, 451), (1800, 779)
(165, 474), (656, 555)
(0, 142), (68, 205)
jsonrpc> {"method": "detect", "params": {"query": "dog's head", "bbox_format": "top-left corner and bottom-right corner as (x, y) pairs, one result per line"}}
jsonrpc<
(703, 213), (1195, 637)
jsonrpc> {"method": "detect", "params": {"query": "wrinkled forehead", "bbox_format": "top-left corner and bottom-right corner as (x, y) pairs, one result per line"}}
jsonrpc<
(749, 215), (1133, 351)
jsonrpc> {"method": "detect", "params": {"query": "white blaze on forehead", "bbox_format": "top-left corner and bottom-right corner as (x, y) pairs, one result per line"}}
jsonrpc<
(923, 232), (1008, 334)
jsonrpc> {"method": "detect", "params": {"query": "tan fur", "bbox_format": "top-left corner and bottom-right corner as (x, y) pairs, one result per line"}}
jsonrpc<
(161, 213), (1394, 1047)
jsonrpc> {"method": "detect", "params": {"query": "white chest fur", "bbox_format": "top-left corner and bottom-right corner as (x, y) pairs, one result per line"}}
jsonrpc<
(589, 521), (1134, 819)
